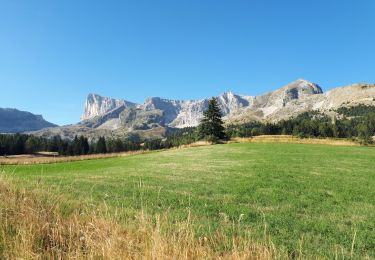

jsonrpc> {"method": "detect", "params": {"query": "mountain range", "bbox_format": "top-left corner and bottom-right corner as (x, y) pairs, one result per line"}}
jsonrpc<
(80, 79), (324, 129)
(0, 108), (57, 133)
(27, 79), (375, 140)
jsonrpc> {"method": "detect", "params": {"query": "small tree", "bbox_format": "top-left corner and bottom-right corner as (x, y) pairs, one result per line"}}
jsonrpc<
(198, 97), (226, 142)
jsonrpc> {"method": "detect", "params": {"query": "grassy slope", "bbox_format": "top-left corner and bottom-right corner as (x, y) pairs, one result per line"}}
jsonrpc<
(2, 143), (375, 258)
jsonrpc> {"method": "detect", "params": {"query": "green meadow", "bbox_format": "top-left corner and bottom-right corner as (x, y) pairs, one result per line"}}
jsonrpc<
(2, 142), (375, 258)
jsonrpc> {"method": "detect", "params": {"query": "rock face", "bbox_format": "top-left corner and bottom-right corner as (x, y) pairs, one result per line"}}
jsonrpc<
(81, 93), (136, 121)
(78, 79), (375, 131)
(0, 108), (57, 133)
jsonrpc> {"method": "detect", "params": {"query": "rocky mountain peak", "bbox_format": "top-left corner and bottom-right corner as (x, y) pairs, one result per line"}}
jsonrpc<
(81, 93), (135, 121)
(287, 79), (323, 94)
(217, 92), (253, 115)
(141, 97), (180, 111)
(220, 91), (234, 98)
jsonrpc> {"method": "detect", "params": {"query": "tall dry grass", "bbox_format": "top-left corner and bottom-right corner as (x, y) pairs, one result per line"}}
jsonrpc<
(0, 150), (147, 165)
(0, 178), (285, 259)
(231, 135), (360, 146)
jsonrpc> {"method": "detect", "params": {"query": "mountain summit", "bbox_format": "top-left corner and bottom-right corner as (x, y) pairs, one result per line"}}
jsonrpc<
(81, 93), (136, 121)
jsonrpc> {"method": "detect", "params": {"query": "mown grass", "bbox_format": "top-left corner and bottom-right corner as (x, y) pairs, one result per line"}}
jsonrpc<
(1, 142), (374, 259)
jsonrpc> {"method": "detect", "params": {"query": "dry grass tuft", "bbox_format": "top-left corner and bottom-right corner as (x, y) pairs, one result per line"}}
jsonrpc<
(0, 178), (283, 259)
(231, 135), (361, 146)
(176, 141), (211, 149)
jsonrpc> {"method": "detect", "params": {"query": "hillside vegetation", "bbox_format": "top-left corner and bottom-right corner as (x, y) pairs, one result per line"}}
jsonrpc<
(1, 142), (374, 258)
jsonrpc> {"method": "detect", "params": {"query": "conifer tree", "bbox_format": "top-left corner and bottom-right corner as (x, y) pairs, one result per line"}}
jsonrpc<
(72, 136), (81, 155)
(80, 136), (89, 155)
(96, 136), (107, 153)
(198, 97), (226, 141)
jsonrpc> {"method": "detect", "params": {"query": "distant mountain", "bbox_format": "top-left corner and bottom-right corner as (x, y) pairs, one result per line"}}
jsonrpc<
(0, 108), (57, 133)
(32, 79), (375, 140)
(78, 79), (359, 130)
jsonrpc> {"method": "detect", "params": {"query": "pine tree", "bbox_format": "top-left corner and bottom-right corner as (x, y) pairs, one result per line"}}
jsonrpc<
(72, 136), (81, 155)
(198, 97), (226, 142)
(80, 136), (89, 155)
(96, 136), (107, 154)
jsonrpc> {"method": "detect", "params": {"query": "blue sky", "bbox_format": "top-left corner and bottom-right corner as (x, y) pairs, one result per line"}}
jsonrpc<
(0, 0), (374, 125)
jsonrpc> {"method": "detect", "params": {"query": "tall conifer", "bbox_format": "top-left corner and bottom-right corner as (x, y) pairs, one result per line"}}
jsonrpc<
(198, 97), (226, 141)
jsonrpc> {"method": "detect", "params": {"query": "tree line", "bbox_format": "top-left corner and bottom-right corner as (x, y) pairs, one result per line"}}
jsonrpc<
(226, 107), (375, 144)
(0, 134), (141, 156)
(1, 100), (374, 156)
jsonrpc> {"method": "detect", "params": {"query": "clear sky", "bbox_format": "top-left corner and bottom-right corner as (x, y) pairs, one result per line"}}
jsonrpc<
(0, 0), (374, 125)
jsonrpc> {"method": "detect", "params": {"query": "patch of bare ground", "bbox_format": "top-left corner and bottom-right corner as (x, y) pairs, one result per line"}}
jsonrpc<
(0, 178), (282, 259)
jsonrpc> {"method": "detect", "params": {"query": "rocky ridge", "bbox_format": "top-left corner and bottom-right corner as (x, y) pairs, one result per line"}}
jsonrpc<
(31, 79), (375, 139)
(82, 79), (375, 130)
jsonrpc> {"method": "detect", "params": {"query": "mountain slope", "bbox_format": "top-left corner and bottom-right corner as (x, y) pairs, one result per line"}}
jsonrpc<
(0, 108), (57, 133)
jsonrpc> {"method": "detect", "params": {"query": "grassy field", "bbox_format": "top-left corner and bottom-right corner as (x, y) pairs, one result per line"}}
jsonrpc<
(1, 142), (374, 259)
